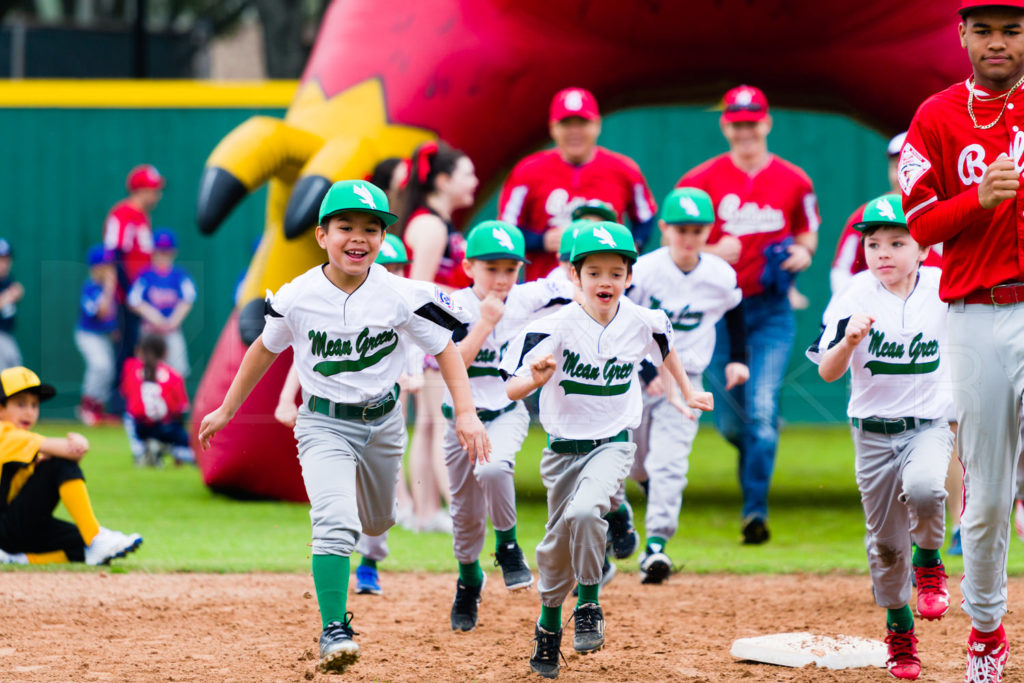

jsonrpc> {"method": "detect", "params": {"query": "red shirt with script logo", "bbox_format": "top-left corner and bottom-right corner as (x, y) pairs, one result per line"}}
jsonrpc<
(678, 154), (820, 297)
(831, 202), (943, 294)
(121, 357), (188, 425)
(498, 147), (657, 281)
(103, 200), (153, 285)
(902, 79), (1024, 301)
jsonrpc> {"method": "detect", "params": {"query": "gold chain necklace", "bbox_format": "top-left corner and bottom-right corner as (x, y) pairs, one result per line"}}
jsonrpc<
(968, 74), (1024, 129)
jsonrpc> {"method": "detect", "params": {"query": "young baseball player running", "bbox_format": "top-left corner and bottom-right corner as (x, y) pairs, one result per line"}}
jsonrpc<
(627, 187), (748, 583)
(198, 179), (490, 675)
(807, 193), (953, 680)
(501, 221), (713, 678)
(444, 220), (575, 632)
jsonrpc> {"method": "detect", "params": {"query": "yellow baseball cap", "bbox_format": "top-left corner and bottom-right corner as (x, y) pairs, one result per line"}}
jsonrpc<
(0, 366), (56, 402)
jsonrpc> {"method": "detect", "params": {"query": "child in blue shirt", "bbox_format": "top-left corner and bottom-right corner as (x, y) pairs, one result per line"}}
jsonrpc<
(74, 246), (119, 425)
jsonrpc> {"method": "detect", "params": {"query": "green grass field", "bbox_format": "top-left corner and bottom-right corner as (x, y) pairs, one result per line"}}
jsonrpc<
(18, 421), (1024, 576)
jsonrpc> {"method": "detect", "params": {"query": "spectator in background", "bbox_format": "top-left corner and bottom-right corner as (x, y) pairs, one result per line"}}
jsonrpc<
(127, 229), (195, 378)
(369, 157), (410, 207)
(498, 87), (658, 281)
(104, 164), (165, 407)
(74, 246), (119, 426)
(677, 85), (820, 545)
(401, 140), (479, 533)
(0, 238), (24, 370)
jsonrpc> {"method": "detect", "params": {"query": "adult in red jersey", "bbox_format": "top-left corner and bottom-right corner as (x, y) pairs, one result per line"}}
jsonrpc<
(498, 88), (657, 281)
(103, 164), (164, 414)
(677, 85), (820, 546)
(830, 133), (943, 295)
(901, 3), (1024, 678)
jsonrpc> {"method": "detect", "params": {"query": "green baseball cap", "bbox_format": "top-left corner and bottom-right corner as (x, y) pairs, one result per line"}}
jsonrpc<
(570, 221), (638, 263)
(853, 193), (906, 232)
(661, 187), (715, 224)
(464, 220), (529, 262)
(559, 220), (589, 261)
(571, 199), (617, 222)
(375, 234), (409, 265)
(318, 179), (398, 226)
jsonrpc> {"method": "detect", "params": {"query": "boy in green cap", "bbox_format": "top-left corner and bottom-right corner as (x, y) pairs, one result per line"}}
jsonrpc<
(807, 193), (952, 680)
(444, 219), (575, 632)
(501, 221), (713, 678)
(625, 186), (748, 583)
(198, 179), (490, 674)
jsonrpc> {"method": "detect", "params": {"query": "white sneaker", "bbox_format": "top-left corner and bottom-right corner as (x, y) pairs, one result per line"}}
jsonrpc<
(0, 547), (28, 564)
(85, 527), (143, 566)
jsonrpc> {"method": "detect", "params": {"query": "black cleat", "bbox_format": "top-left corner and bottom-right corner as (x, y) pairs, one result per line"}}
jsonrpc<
(495, 541), (534, 590)
(529, 622), (564, 678)
(450, 574), (485, 631)
(605, 503), (640, 559)
(639, 547), (672, 584)
(742, 517), (771, 545)
(572, 603), (606, 654)
(319, 612), (360, 673)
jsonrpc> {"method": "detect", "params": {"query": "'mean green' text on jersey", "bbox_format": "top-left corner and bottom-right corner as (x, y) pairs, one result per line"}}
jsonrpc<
(262, 264), (468, 403)
(627, 249), (741, 374)
(805, 266), (953, 420)
(445, 278), (575, 412)
(500, 298), (673, 440)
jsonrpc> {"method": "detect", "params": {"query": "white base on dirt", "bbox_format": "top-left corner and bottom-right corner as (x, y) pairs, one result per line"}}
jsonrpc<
(730, 631), (887, 670)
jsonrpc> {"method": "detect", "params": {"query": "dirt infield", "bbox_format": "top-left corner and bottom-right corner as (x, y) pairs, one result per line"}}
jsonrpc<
(1, 571), (1020, 682)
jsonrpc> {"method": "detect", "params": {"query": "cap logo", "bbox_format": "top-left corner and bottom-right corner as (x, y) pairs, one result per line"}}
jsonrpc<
(874, 198), (896, 221)
(492, 226), (514, 251)
(679, 196), (701, 217)
(735, 89), (753, 106)
(380, 241), (398, 258)
(353, 183), (377, 210)
(593, 225), (617, 247)
(564, 90), (583, 111)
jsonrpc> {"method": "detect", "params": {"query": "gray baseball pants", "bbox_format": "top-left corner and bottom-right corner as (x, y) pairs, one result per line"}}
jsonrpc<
(443, 402), (529, 564)
(948, 300), (1024, 631)
(852, 421), (952, 609)
(74, 329), (116, 403)
(294, 398), (405, 557)
(536, 441), (636, 607)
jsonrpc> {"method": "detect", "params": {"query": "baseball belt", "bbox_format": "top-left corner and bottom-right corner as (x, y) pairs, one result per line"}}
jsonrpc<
(851, 416), (932, 436)
(307, 384), (399, 422)
(548, 430), (630, 455)
(440, 402), (518, 422)
(962, 282), (1024, 305)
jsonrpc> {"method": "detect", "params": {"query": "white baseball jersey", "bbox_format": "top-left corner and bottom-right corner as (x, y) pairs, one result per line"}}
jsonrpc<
(544, 265), (570, 283)
(628, 249), (742, 374)
(262, 264), (466, 403)
(445, 279), (575, 411)
(501, 297), (673, 440)
(805, 266), (953, 420)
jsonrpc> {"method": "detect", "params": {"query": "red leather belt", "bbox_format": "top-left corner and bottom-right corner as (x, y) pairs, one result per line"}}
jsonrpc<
(963, 282), (1024, 305)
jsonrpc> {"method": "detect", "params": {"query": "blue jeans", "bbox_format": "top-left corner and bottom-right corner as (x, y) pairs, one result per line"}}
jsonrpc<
(706, 292), (795, 522)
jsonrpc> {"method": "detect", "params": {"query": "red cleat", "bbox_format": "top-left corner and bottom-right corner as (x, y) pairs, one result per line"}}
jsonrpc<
(886, 628), (921, 680)
(914, 564), (949, 620)
(965, 626), (1009, 682)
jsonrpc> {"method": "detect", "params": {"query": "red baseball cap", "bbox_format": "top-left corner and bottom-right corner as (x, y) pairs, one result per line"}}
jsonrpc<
(550, 88), (600, 124)
(959, 0), (1024, 16)
(126, 164), (165, 192)
(721, 85), (769, 123)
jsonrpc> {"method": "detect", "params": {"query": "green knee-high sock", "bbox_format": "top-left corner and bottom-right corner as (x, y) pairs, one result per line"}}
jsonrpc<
(887, 605), (914, 633)
(495, 525), (517, 548)
(646, 536), (668, 552)
(360, 557), (377, 569)
(577, 583), (599, 606)
(539, 605), (562, 632)
(312, 554), (351, 629)
(459, 560), (483, 586)
(912, 547), (942, 567)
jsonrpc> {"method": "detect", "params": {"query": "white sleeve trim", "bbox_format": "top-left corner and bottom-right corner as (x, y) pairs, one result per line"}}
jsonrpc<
(904, 195), (938, 221)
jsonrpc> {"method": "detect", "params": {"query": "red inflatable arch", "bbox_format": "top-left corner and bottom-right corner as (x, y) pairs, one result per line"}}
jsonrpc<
(192, 0), (971, 501)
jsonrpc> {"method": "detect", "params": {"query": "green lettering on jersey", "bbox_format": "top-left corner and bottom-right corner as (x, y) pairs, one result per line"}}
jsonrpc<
(558, 350), (633, 395)
(648, 296), (703, 332)
(307, 327), (398, 376)
(864, 331), (940, 376)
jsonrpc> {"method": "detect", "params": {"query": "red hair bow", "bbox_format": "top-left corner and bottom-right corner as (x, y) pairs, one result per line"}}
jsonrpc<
(416, 141), (439, 184)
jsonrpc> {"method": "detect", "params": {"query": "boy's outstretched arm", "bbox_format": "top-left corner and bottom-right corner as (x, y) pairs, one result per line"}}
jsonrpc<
(659, 349), (714, 419)
(435, 340), (491, 464)
(506, 353), (556, 401)
(198, 336), (279, 449)
(38, 432), (89, 462)
(819, 313), (873, 383)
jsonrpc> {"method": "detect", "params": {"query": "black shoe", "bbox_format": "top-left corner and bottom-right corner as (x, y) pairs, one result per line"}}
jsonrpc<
(605, 504), (640, 559)
(494, 541), (534, 590)
(639, 546), (672, 584)
(529, 622), (564, 678)
(450, 575), (485, 631)
(571, 555), (617, 596)
(572, 603), (605, 654)
(319, 612), (360, 673)
(742, 517), (770, 545)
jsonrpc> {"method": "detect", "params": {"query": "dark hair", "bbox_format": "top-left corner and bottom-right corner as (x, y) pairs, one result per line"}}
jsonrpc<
(396, 140), (466, 238)
(570, 254), (633, 276)
(859, 224), (910, 240)
(369, 157), (404, 193)
(137, 333), (167, 382)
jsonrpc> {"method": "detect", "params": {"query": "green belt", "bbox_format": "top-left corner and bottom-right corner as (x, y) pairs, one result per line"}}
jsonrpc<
(851, 416), (931, 436)
(441, 402), (517, 422)
(548, 430), (630, 455)
(308, 385), (399, 422)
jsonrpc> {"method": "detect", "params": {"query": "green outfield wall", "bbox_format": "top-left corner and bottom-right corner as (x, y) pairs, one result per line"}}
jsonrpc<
(0, 82), (888, 422)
